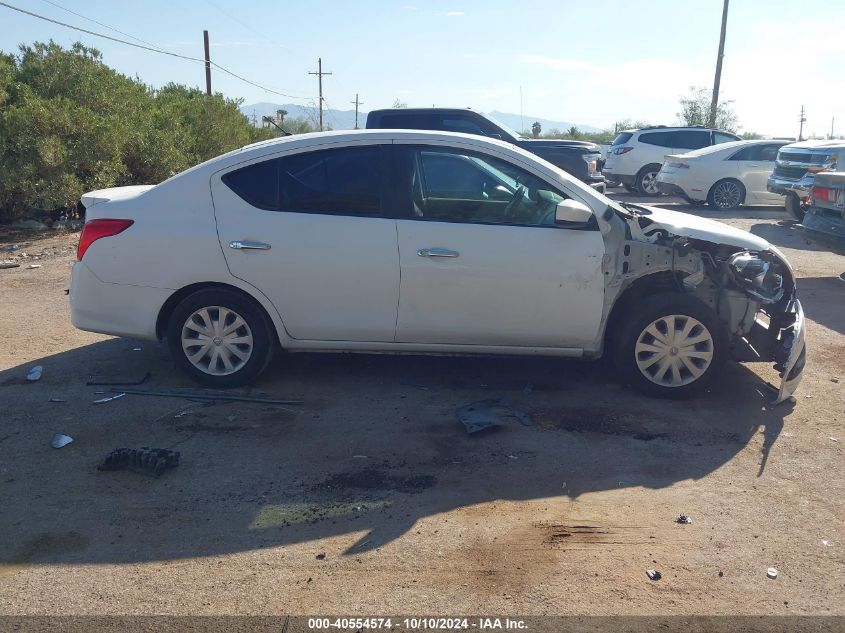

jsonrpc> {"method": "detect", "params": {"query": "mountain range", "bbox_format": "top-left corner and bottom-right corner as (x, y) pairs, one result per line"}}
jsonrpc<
(240, 102), (603, 134)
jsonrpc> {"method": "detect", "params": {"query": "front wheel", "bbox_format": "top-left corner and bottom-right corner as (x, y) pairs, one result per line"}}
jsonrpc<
(785, 193), (806, 222)
(613, 293), (727, 398)
(167, 289), (275, 388)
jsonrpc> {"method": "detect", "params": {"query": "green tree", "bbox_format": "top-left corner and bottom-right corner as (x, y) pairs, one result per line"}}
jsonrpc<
(677, 86), (739, 132)
(531, 121), (541, 138)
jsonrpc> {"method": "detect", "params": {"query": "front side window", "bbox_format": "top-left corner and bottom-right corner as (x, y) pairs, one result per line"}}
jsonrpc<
(714, 132), (739, 144)
(402, 147), (568, 227)
(222, 146), (383, 217)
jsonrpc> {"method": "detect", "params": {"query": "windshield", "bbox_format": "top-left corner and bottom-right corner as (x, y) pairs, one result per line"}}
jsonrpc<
(484, 114), (527, 140)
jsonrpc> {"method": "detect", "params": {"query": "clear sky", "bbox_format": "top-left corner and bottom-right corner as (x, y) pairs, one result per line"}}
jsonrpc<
(1, 0), (843, 137)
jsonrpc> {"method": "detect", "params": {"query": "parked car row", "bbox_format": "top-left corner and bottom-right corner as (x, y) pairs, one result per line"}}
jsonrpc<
(607, 124), (844, 222)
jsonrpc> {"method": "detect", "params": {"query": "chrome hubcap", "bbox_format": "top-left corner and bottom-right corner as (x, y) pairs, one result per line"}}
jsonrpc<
(181, 306), (253, 376)
(635, 314), (714, 387)
(713, 181), (741, 209)
(641, 171), (659, 195)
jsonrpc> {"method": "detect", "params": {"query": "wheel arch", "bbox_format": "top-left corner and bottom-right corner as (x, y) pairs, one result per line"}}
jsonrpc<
(604, 272), (680, 346)
(156, 281), (282, 346)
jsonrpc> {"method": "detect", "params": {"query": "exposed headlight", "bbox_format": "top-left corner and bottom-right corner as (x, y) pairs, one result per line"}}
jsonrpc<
(728, 252), (784, 303)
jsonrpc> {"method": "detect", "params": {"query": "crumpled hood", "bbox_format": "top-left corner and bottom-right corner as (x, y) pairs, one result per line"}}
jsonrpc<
(638, 205), (772, 251)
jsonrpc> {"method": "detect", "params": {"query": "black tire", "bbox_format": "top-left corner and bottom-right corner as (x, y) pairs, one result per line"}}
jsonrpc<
(612, 293), (728, 399)
(784, 192), (806, 222)
(636, 164), (662, 196)
(707, 178), (745, 210)
(167, 288), (275, 388)
(606, 179), (621, 188)
(623, 183), (637, 193)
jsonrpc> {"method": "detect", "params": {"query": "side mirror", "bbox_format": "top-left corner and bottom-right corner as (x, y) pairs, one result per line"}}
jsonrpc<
(555, 199), (593, 225)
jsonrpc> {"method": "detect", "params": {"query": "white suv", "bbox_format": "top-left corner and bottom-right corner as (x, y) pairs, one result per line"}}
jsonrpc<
(603, 126), (741, 195)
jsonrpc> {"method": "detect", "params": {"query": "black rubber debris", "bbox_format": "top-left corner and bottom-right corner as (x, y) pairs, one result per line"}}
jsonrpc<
(97, 447), (180, 477)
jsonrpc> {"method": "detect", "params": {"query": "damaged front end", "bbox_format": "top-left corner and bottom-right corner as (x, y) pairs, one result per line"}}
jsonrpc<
(600, 203), (805, 402)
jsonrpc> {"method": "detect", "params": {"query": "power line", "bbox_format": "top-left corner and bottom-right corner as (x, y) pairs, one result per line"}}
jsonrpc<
(38, 0), (161, 49)
(0, 0), (313, 100)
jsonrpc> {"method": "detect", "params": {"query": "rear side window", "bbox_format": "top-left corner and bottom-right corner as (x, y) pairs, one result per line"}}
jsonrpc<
(611, 132), (633, 145)
(730, 144), (784, 161)
(638, 132), (673, 147)
(222, 146), (383, 217)
(372, 113), (438, 129)
(671, 130), (710, 149)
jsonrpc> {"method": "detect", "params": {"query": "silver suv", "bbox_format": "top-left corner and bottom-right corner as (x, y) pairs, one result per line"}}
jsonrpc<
(767, 140), (842, 220)
(603, 126), (741, 195)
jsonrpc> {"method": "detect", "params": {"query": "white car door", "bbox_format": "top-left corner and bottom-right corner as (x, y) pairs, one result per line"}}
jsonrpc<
(211, 143), (399, 342)
(735, 143), (783, 203)
(393, 145), (605, 348)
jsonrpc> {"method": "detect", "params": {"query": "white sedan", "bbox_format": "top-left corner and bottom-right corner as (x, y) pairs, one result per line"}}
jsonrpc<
(70, 130), (805, 400)
(656, 140), (789, 210)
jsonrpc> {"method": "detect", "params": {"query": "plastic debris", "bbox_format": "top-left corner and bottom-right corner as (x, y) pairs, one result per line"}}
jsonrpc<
(832, 377), (840, 383)
(767, 567), (778, 579)
(676, 514), (693, 524)
(97, 447), (180, 477)
(27, 264), (41, 269)
(115, 388), (302, 406)
(830, 437), (840, 443)
(0, 263), (20, 269)
(51, 434), (73, 449)
(93, 392), (126, 404)
(822, 539), (830, 547)
(26, 365), (43, 382)
(457, 398), (533, 435)
(315, 553), (326, 560)
(86, 372), (150, 386)
(646, 569), (662, 581)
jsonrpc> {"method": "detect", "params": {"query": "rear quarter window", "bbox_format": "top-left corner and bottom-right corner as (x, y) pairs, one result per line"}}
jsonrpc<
(221, 159), (279, 210)
(638, 132), (673, 147)
(611, 132), (633, 145)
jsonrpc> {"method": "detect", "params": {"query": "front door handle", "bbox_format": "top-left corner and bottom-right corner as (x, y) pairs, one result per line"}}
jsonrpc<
(229, 240), (271, 251)
(417, 248), (459, 258)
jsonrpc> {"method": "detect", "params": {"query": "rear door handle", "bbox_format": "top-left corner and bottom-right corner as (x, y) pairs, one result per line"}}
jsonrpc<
(417, 248), (459, 258)
(229, 240), (271, 251)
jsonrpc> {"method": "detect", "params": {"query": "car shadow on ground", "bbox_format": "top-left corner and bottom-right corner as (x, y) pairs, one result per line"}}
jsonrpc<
(0, 338), (791, 568)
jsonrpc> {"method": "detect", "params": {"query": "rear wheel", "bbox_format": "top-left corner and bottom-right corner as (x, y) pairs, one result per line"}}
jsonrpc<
(636, 165), (662, 196)
(613, 293), (727, 398)
(167, 289), (274, 388)
(785, 192), (806, 221)
(707, 179), (745, 210)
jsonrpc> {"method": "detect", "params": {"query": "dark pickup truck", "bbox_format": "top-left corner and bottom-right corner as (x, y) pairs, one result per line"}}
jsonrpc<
(365, 108), (606, 193)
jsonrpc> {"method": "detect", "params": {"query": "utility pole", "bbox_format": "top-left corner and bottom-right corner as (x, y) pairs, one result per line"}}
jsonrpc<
(350, 93), (364, 129)
(831, 116), (835, 139)
(308, 58), (332, 131)
(708, 0), (729, 128)
(203, 30), (212, 96)
(798, 105), (806, 141)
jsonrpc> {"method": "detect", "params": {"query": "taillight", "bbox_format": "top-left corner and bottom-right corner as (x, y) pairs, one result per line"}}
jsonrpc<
(613, 146), (634, 155)
(77, 219), (134, 260)
(812, 186), (837, 203)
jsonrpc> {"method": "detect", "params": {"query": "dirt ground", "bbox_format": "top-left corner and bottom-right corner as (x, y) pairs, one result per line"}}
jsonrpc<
(0, 194), (843, 618)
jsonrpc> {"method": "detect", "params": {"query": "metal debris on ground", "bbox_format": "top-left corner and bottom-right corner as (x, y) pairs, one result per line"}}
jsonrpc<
(832, 377), (840, 383)
(114, 388), (303, 406)
(86, 372), (150, 386)
(676, 514), (693, 524)
(51, 434), (73, 449)
(93, 392), (126, 404)
(97, 447), (180, 477)
(646, 569), (662, 581)
(456, 398), (533, 435)
(26, 365), (43, 382)
(0, 263), (20, 269)
(767, 567), (778, 579)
